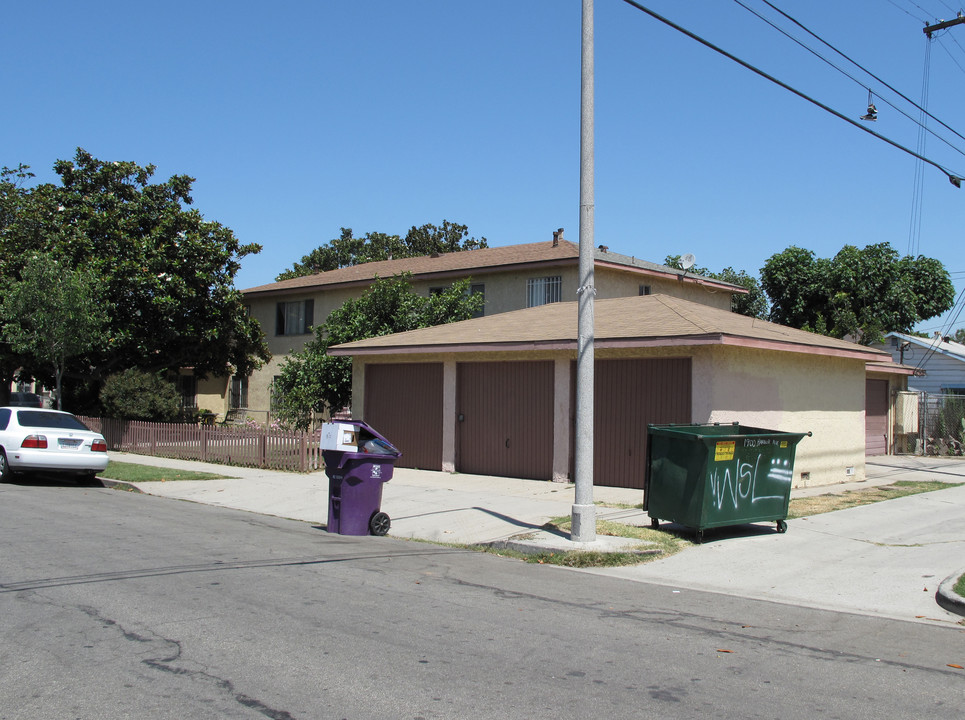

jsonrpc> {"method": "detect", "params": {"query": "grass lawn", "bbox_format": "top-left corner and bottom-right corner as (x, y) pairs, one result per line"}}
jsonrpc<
(786, 480), (961, 519)
(100, 460), (234, 483)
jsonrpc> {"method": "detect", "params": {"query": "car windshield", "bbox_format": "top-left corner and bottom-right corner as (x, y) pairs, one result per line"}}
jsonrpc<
(15, 411), (90, 431)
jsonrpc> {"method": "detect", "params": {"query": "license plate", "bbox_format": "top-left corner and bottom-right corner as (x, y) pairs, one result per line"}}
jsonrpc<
(58, 438), (83, 448)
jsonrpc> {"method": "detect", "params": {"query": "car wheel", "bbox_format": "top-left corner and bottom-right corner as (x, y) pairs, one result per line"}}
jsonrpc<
(0, 451), (11, 483)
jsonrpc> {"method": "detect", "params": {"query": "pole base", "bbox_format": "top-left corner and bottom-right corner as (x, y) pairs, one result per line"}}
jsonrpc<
(570, 503), (597, 543)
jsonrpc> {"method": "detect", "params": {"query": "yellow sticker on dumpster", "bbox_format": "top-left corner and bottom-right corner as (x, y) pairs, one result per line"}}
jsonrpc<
(715, 440), (736, 462)
(780, 441), (788, 448)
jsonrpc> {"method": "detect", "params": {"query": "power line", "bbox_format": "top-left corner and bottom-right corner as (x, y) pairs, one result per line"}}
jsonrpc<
(914, 284), (965, 370)
(618, 0), (965, 187)
(908, 39), (931, 257)
(935, 1), (962, 16)
(750, 0), (965, 154)
(884, 0), (934, 24)
(936, 34), (965, 74)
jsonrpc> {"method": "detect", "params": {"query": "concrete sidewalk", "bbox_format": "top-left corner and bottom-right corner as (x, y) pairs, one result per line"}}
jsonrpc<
(104, 452), (965, 626)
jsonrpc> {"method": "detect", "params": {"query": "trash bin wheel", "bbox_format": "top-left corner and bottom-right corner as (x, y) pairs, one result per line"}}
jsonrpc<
(694, 529), (704, 544)
(776, 519), (788, 534)
(650, 518), (660, 529)
(369, 511), (391, 536)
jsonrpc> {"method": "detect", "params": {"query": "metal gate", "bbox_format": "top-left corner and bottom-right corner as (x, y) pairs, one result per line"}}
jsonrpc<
(918, 391), (965, 455)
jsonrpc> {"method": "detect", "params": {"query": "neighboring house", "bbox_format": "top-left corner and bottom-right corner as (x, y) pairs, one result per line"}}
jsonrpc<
(329, 293), (907, 490)
(197, 233), (747, 423)
(871, 331), (965, 446)
(872, 332), (965, 395)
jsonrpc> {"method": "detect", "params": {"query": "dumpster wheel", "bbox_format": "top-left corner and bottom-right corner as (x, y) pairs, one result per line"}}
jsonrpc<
(776, 519), (788, 534)
(650, 518), (659, 529)
(369, 511), (391, 536)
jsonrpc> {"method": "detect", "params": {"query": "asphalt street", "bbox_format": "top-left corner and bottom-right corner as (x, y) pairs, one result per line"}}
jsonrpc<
(1, 480), (963, 719)
(104, 452), (965, 626)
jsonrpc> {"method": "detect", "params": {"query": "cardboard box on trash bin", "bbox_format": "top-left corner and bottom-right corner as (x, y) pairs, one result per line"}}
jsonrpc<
(320, 423), (359, 451)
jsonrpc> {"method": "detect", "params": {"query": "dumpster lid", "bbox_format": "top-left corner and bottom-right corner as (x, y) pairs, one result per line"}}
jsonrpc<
(647, 422), (811, 442)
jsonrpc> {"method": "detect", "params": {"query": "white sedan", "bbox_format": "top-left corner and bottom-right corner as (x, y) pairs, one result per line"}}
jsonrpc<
(0, 407), (109, 483)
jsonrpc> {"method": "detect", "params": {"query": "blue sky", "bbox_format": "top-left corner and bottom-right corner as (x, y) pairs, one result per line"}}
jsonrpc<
(5, 1), (965, 334)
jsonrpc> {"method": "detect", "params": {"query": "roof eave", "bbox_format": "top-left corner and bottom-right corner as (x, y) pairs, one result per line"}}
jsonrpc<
(594, 260), (748, 294)
(329, 332), (885, 361)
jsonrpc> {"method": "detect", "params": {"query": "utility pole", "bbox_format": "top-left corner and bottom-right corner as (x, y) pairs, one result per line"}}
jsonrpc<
(923, 13), (965, 37)
(572, 0), (596, 543)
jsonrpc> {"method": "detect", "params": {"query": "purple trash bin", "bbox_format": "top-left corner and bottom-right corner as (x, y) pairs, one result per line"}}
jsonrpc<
(321, 421), (400, 536)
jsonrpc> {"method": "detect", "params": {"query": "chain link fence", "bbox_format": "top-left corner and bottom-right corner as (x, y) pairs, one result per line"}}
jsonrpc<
(900, 392), (965, 456)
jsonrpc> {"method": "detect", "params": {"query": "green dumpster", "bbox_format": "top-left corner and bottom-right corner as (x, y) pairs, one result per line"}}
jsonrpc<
(645, 423), (810, 543)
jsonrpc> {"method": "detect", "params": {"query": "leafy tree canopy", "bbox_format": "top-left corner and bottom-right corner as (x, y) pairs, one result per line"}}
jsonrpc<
(274, 274), (484, 428)
(664, 255), (769, 319)
(100, 368), (182, 422)
(0, 254), (108, 409)
(276, 220), (487, 280)
(0, 149), (270, 392)
(760, 243), (954, 345)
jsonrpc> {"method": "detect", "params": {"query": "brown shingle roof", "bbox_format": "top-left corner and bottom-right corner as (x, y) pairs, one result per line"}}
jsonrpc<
(243, 240), (744, 295)
(328, 294), (890, 361)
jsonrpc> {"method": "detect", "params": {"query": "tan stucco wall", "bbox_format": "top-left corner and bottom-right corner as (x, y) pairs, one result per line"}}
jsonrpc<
(595, 269), (734, 310)
(352, 343), (870, 489)
(196, 376), (229, 418)
(691, 345), (867, 487)
(244, 262), (737, 420)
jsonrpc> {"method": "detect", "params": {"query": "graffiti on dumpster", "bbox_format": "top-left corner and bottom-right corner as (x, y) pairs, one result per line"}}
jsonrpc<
(708, 448), (793, 511)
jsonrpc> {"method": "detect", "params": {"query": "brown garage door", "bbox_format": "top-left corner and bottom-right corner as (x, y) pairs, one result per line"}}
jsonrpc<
(364, 363), (444, 470)
(590, 357), (692, 489)
(865, 378), (889, 456)
(456, 361), (554, 480)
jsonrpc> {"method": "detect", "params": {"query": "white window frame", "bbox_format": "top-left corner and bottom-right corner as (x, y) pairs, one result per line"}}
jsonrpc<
(527, 276), (562, 308)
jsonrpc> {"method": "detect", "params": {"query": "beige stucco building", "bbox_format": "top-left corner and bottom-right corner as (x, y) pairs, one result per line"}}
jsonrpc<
(330, 294), (908, 490)
(205, 237), (744, 424)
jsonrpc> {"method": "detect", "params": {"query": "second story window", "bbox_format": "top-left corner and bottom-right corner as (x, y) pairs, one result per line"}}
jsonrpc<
(276, 299), (314, 336)
(527, 276), (561, 308)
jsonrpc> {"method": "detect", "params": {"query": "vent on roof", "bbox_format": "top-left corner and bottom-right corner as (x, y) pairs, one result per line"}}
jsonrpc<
(552, 228), (564, 247)
(598, 245), (609, 253)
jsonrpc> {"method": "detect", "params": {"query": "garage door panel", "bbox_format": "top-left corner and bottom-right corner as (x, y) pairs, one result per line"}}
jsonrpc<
(593, 358), (692, 489)
(457, 362), (554, 480)
(365, 363), (443, 470)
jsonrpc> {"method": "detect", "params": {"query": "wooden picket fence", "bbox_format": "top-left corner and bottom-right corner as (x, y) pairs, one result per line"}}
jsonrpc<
(79, 416), (322, 472)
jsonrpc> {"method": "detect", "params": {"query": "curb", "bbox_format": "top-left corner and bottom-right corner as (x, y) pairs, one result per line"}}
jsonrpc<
(936, 569), (965, 618)
(99, 479), (143, 494)
(482, 532), (662, 558)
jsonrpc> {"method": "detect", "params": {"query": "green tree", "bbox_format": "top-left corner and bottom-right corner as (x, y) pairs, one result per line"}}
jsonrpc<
(0, 149), (270, 393)
(99, 369), (182, 421)
(664, 255), (769, 319)
(954, 328), (965, 344)
(760, 243), (954, 344)
(275, 221), (488, 280)
(274, 275), (484, 428)
(0, 254), (108, 409)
